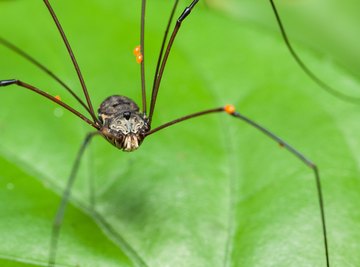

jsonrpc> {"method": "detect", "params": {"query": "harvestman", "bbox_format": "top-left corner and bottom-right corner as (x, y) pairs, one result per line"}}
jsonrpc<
(0, 0), (332, 266)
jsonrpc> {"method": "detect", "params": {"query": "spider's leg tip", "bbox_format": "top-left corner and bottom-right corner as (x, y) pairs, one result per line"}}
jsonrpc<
(0, 79), (17, 86)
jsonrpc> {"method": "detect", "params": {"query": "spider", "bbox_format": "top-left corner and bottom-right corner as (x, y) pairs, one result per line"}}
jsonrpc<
(1, 0), (359, 267)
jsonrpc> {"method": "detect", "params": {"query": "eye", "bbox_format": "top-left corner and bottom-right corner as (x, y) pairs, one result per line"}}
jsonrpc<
(123, 111), (131, 120)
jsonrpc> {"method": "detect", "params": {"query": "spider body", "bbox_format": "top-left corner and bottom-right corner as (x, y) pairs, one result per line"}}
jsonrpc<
(98, 95), (150, 151)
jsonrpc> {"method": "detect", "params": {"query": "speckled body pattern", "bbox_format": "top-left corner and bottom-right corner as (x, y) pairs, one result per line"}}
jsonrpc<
(98, 95), (150, 151)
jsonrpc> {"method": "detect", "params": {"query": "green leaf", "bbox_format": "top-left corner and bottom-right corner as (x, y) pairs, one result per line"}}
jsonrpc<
(0, 0), (359, 267)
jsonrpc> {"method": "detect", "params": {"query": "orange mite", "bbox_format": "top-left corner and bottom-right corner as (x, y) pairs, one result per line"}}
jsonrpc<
(136, 54), (143, 63)
(224, 104), (236, 114)
(133, 45), (141, 56)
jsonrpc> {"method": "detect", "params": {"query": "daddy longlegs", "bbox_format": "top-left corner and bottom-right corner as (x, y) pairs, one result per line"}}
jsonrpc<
(3, 0), (359, 266)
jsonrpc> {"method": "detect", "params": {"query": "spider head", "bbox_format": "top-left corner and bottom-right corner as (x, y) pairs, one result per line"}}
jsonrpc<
(98, 95), (150, 151)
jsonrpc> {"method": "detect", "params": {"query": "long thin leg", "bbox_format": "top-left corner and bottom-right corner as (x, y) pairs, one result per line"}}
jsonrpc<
(269, 0), (360, 104)
(148, 0), (199, 123)
(43, 0), (100, 124)
(87, 142), (96, 210)
(139, 0), (147, 114)
(147, 105), (330, 267)
(0, 37), (91, 114)
(151, 0), (180, 95)
(48, 132), (98, 267)
(146, 107), (223, 136)
(0, 79), (99, 129)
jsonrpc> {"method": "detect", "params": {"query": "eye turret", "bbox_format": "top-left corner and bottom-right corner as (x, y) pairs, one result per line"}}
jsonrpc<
(123, 111), (131, 120)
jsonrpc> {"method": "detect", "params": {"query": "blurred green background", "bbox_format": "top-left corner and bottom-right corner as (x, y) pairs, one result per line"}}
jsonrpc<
(0, 0), (360, 266)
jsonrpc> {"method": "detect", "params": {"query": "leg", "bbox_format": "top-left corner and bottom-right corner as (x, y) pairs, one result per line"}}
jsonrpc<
(147, 104), (330, 267)
(87, 143), (96, 210)
(0, 79), (99, 129)
(269, 0), (360, 104)
(43, 0), (99, 124)
(48, 132), (98, 267)
(149, 0), (199, 122)
(0, 37), (91, 114)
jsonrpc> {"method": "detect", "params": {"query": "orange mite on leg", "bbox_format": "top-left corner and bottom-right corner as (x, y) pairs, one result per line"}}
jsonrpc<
(224, 104), (236, 114)
(133, 45), (141, 55)
(55, 95), (61, 101)
(136, 54), (143, 64)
